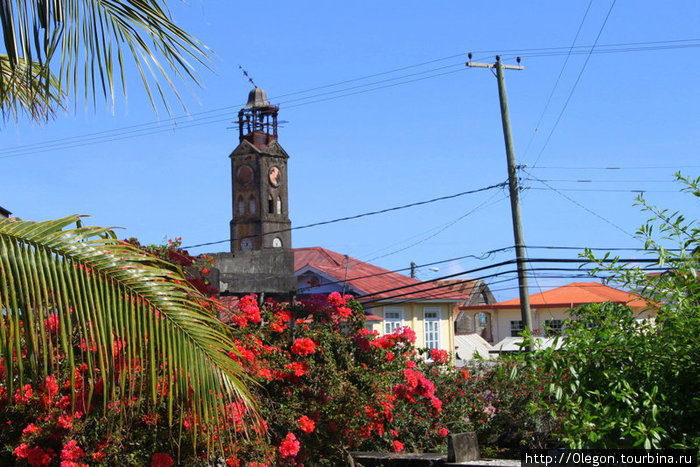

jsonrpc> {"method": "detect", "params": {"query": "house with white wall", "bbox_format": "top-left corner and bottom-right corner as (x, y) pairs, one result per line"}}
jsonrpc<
(460, 281), (656, 346)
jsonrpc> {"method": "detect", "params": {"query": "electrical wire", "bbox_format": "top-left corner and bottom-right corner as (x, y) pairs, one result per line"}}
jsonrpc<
(521, 0), (594, 161)
(182, 181), (507, 249)
(529, 0), (618, 168)
(3, 37), (697, 160)
(363, 190), (507, 263)
(522, 168), (634, 238)
(528, 165), (700, 170)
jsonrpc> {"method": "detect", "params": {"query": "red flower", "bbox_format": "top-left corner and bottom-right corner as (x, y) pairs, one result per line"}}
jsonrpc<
(60, 440), (85, 462)
(297, 415), (315, 434)
(45, 313), (60, 332)
(14, 444), (54, 466)
(57, 414), (74, 430)
(291, 338), (316, 356)
(336, 306), (353, 318)
(328, 291), (343, 304)
(151, 452), (174, 467)
(429, 348), (449, 363)
(279, 432), (300, 457)
(392, 440), (404, 452)
(284, 361), (309, 377)
(201, 268), (210, 275)
(22, 423), (41, 435)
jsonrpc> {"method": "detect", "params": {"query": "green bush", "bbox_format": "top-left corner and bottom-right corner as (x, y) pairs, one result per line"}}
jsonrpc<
(524, 173), (699, 449)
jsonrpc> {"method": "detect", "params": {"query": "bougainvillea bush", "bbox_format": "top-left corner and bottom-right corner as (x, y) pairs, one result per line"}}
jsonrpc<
(0, 219), (254, 467)
(221, 293), (456, 465)
(1, 229), (559, 466)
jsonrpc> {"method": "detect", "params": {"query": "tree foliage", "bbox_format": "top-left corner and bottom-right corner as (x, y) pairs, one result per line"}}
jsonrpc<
(525, 173), (699, 449)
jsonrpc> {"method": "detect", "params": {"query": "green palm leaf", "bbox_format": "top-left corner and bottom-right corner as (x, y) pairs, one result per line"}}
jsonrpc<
(0, 0), (210, 119)
(0, 215), (255, 451)
(0, 54), (62, 122)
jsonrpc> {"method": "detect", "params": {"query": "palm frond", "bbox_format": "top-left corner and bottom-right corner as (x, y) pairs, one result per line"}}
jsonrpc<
(0, 0), (210, 118)
(0, 215), (255, 451)
(0, 54), (63, 123)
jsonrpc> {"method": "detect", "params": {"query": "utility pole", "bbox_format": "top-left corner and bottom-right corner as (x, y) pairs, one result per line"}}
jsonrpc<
(467, 55), (533, 351)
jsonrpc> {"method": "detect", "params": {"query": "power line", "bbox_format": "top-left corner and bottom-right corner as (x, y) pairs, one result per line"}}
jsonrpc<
(529, 0), (618, 168)
(182, 181), (507, 249)
(360, 264), (666, 306)
(363, 190), (507, 263)
(525, 177), (677, 184)
(521, 0), (594, 160)
(529, 164), (700, 170)
(522, 168), (634, 238)
(358, 257), (661, 302)
(3, 38), (697, 160)
(296, 246), (514, 294)
(529, 187), (678, 193)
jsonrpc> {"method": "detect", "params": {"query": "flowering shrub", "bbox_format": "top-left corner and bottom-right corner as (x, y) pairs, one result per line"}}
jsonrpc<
(1, 235), (558, 465)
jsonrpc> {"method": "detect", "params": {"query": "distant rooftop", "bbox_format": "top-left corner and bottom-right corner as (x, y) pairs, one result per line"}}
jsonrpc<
(294, 247), (470, 303)
(463, 281), (648, 310)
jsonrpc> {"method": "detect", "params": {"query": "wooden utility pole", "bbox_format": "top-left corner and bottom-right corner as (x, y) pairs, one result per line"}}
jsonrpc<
(467, 55), (533, 351)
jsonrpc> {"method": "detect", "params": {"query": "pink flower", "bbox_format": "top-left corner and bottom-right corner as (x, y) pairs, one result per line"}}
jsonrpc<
(297, 415), (315, 434)
(151, 452), (174, 467)
(392, 440), (404, 452)
(43, 375), (59, 399)
(328, 291), (346, 306)
(279, 432), (300, 457)
(291, 338), (316, 356)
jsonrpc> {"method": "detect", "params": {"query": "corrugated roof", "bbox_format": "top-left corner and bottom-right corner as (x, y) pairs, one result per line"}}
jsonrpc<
(454, 334), (493, 362)
(294, 247), (469, 303)
(463, 281), (648, 310)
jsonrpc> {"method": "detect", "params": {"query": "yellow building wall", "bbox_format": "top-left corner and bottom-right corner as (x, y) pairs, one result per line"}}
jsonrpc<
(364, 303), (455, 358)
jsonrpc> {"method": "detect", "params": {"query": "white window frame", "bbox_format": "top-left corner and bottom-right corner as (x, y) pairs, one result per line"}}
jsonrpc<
(383, 307), (404, 335)
(510, 320), (523, 337)
(423, 307), (441, 350)
(544, 319), (563, 336)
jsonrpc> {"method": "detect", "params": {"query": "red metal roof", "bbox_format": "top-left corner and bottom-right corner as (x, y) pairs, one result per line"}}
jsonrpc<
(462, 281), (648, 310)
(294, 247), (470, 303)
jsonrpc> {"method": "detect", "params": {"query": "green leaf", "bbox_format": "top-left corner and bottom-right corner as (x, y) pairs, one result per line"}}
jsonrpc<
(0, 215), (256, 454)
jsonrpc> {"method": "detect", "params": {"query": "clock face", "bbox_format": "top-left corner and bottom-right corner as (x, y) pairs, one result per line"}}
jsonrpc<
(268, 166), (281, 187)
(272, 237), (282, 248)
(240, 238), (252, 251)
(236, 165), (253, 185)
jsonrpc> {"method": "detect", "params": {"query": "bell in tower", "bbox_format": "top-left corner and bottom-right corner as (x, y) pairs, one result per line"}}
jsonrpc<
(210, 87), (296, 298)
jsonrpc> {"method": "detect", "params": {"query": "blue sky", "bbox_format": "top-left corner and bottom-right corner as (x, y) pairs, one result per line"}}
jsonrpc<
(2, 1), (699, 301)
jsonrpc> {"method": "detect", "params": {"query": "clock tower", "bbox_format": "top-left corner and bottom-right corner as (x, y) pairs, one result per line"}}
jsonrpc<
(230, 87), (292, 252)
(212, 87), (296, 297)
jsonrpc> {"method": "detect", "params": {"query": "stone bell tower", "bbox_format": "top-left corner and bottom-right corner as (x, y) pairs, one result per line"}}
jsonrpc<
(230, 88), (292, 252)
(212, 88), (296, 297)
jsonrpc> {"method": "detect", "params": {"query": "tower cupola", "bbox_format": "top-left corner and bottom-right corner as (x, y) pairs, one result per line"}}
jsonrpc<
(237, 87), (278, 148)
